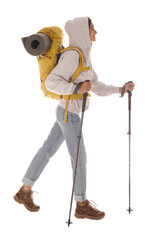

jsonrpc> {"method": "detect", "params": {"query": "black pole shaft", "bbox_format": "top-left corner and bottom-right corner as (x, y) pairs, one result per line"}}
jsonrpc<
(127, 90), (133, 214)
(66, 88), (89, 227)
(67, 112), (85, 226)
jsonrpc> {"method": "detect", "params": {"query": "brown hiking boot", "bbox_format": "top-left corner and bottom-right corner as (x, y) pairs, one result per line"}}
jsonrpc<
(74, 200), (105, 220)
(13, 186), (40, 212)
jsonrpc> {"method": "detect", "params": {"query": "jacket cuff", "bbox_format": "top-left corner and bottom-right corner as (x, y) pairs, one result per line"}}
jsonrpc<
(73, 82), (83, 94)
(112, 87), (120, 94)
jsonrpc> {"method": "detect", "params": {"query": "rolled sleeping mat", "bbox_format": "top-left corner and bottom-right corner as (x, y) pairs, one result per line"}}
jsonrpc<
(21, 32), (51, 56)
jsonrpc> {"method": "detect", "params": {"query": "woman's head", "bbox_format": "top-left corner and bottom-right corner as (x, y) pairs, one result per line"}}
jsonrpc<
(65, 17), (94, 65)
(88, 18), (97, 42)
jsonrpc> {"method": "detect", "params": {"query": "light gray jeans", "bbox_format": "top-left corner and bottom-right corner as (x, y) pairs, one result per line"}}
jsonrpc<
(22, 106), (87, 202)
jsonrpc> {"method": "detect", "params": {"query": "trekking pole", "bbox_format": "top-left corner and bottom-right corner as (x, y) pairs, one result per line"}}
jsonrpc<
(66, 80), (90, 227)
(120, 81), (133, 214)
(127, 87), (133, 214)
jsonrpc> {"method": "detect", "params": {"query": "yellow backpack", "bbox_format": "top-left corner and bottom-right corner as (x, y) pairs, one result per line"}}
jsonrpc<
(37, 27), (90, 122)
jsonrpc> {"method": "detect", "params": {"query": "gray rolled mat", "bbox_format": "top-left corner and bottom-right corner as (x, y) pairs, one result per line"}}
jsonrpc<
(21, 33), (51, 56)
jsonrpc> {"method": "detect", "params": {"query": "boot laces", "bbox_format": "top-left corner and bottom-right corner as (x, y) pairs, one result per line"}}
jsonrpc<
(24, 190), (39, 204)
(88, 200), (99, 212)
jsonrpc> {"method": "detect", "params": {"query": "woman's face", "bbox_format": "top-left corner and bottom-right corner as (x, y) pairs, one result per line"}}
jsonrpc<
(89, 21), (97, 42)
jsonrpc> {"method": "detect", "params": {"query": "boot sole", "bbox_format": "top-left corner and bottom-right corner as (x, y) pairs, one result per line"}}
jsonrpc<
(74, 212), (105, 220)
(13, 195), (40, 212)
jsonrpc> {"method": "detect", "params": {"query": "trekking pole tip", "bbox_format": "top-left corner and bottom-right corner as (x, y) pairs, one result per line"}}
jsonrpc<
(66, 219), (73, 227)
(127, 208), (133, 214)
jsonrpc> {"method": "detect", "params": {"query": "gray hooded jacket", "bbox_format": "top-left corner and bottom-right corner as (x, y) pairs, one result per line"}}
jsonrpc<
(45, 17), (119, 115)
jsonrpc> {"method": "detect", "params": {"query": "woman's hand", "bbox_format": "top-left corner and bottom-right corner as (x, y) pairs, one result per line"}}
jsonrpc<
(119, 82), (135, 94)
(125, 82), (135, 93)
(79, 82), (92, 94)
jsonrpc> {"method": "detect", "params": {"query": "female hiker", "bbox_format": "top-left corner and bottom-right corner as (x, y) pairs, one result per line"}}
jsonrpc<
(14, 17), (135, 220)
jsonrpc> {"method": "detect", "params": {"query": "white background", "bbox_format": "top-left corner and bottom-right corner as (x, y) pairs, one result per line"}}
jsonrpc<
(0, 0), (150, 239)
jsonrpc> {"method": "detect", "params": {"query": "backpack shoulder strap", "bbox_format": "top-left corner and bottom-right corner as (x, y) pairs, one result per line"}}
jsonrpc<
(60, 47), (90, 82)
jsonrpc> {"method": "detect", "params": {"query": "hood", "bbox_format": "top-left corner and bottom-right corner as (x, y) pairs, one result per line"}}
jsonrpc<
(65, 17), (92, 67)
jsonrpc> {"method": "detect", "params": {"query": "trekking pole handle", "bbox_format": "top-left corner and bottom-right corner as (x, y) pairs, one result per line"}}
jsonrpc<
(120, 81), (133, 98)
(82, 80), (90, 112)
(128, 88), (132, 111)
(84, 80), (90, 95)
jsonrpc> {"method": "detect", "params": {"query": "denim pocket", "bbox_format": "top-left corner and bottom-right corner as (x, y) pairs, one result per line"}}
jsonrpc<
(56, 106), (80, 123)
(68, 111), (80, 123)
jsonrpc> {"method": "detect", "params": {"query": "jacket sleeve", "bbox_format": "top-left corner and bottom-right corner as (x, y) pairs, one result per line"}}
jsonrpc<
(91, 68), (120, 96)
(45, 50), (79, 95)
